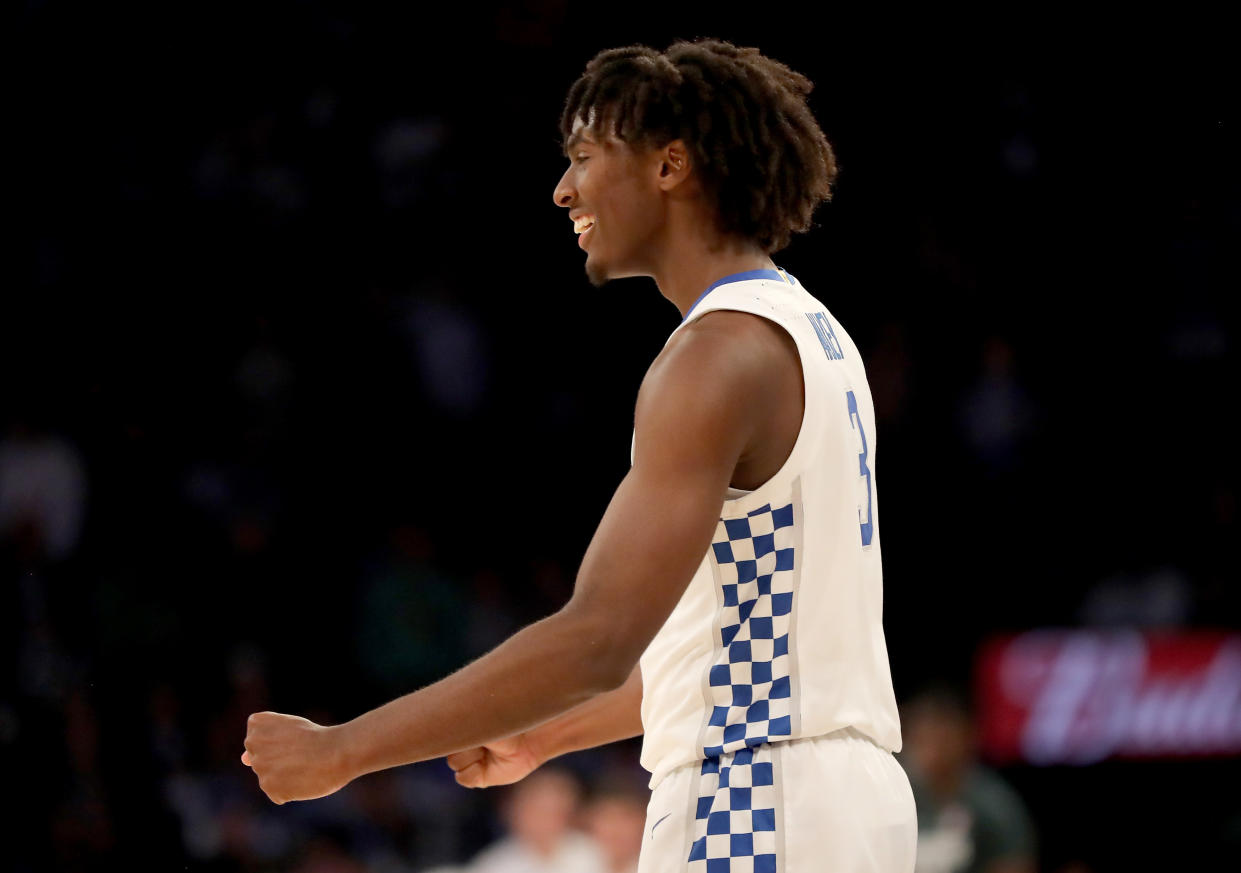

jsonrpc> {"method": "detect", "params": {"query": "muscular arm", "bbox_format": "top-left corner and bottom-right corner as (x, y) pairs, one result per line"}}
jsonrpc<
(527, 663), (644, 764)
(447, 664), (644, 789)
(243, 312), (791, 803)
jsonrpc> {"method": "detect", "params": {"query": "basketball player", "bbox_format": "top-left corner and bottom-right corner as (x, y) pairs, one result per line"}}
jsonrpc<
(243, 40), (917, 871)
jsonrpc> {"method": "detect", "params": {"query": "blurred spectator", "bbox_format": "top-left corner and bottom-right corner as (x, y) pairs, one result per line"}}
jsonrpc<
(289, 830), (369, 873)
(0, 418), (87, 564)
(490, 0), (568, 47)
(2, 415), (90, 729)
(1198, 484), (1241, 625)
(457, 767), (606, 873)
(375, 117), (450, 211)
(148, 680), (188, 775)
(1052, 863), (1097, 873)
(900, 685), (1037, 873)
(958, 336), (1035, 475)
(401, 287), (490, 417)
(165, 643), (302, 868)
(388, 760), (485, 870)
(193, 112), (309, 219)
(465, 568), (522, 658)
(357, 523), (469, 693)
(582, 777), (647, 873)
(1077, 565), (1194, 627)
(50, 689), (116, 870)
(235, 313), (296, 447)
(998, 86), (1039, 180)
(15, 608), (76, 702)
(181, 449), (283, 558)
(867, 322), (914, 432)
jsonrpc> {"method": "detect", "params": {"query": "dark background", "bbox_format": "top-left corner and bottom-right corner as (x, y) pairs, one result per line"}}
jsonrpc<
(6, 2), (1238, 870)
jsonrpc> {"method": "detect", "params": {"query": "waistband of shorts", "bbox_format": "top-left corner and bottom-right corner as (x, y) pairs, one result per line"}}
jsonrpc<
(658, 726), (888, 785)
(804, 725), (887, 748)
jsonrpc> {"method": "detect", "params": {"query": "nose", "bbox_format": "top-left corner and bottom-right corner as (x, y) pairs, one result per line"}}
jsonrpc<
(552, 166), (575, 208)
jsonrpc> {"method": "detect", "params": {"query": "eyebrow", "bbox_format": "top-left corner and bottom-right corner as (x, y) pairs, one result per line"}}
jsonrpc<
(563, 130), (595, 156)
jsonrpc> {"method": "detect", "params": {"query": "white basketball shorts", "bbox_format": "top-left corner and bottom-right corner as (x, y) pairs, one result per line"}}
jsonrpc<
(638, 727), (917, 873)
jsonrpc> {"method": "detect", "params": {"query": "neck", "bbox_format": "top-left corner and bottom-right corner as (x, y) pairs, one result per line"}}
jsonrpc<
(648, 221), (776, 319)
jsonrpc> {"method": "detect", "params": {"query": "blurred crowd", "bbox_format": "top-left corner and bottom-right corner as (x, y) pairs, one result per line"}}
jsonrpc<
(7, 2), (1237, 871)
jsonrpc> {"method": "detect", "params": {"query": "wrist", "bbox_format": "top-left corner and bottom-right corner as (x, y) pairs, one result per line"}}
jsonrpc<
(328, 719), (365, 782)
(524, 723), (555, 767)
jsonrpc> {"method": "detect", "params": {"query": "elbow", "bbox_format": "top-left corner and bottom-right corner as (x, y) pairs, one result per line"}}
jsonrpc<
(557, 609), (641, 694)
(593, 653), (637, 694)
(579, 634), (638, 695)
(577, 666), (631, 697)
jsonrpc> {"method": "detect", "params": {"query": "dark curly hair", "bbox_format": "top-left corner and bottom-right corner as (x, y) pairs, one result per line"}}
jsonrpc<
(560, 39), (838, 254)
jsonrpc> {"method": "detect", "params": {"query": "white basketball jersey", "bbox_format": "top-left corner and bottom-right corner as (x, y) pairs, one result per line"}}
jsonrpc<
(638, 268), (902, 789)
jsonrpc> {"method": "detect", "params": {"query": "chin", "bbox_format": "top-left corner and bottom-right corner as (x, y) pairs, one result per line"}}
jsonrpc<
(585, 257), (610, 288)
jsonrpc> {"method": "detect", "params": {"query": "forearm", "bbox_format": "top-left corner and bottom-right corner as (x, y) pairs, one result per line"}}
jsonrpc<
(527, 663), (644, 765)
(337, 432), (727, 783)
(338, 608), (626, 780)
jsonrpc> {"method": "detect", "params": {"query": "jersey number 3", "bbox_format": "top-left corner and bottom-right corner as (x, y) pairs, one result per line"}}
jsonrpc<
(846, 390), (874, 548)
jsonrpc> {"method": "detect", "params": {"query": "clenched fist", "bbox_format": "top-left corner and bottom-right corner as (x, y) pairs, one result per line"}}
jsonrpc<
(446, 733), (543, 788)
(242, 711), (353, 804)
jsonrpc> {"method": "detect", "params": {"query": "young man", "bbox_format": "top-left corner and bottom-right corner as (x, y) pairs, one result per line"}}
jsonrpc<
(243, 40), (916, 871)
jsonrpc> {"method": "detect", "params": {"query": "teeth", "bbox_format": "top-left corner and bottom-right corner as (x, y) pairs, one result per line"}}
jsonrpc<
(573, 216), (596, 234)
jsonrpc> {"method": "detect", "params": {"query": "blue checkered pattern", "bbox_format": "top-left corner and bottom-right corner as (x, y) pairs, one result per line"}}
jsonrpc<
(703, 502), (796, 759)
(685, 502), (794, 871)
(688, 745), (779, 872)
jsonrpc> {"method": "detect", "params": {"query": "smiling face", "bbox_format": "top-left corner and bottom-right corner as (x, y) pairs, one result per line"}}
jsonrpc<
(553, 119), (668, 287)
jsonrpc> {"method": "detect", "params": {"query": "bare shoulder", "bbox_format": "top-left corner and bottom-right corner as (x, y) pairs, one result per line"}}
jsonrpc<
(642, 310), (797, 404)
(633, 310), (799, 460)
(675, 308), (792, 355)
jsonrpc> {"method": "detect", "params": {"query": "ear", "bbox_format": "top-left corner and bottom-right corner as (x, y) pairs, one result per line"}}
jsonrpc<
(656, 140), (691, 191)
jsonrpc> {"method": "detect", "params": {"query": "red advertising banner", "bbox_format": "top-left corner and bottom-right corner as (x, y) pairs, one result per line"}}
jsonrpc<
(975, 630), (1241, 765)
